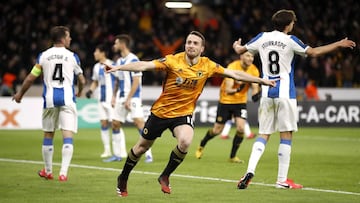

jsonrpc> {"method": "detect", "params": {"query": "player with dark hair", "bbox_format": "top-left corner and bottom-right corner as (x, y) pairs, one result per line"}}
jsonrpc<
(13, 26), (86, 181)
(195, 51), (260, 163)
(104, 30), (276, 197)
(233, 9), (356, 189)
(105, 34), (153, 163)
(86, 44), (116, 159)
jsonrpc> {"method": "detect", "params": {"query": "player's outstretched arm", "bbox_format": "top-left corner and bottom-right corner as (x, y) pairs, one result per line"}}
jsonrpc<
(103, 61), (156, 72)
(224, 69), (277, 87)
(306, 37), (356, 57)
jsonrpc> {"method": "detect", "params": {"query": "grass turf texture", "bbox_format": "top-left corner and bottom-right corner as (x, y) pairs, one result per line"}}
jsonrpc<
(0, 127), (359, 203)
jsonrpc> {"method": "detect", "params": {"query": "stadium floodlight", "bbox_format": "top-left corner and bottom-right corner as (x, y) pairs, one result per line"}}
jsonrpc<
(165, 1), (192, 9)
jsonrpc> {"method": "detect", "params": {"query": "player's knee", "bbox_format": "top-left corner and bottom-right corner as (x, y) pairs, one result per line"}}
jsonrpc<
(235, 126), (245, 134)
(177, 139), (191, 151)
(112, 120), (121, 129)
(100, 120), (109, 128)
(212, 126), (223, 135)
(132, 119), (144, 129)
(136, 143), (151, 154)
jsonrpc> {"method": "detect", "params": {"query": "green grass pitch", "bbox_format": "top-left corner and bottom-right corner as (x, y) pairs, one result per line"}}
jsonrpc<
(0, 127), (359, 202)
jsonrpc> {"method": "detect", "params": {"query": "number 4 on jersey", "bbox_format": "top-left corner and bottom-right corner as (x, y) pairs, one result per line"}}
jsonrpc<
(53, 63), (65, 83)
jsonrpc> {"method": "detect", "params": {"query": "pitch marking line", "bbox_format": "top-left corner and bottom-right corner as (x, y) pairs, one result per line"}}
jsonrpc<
(1, 158), (359, 196)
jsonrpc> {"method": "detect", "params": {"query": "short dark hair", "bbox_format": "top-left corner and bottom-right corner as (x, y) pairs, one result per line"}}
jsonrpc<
(115, 34), (132, 48)
(271, 10), (297, 31)
(50, 26), (70, 43)
(96, 43), (108, 56)
(189, 31), (206, 47)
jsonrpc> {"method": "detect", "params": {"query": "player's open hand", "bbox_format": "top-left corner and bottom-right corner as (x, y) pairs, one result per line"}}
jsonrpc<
(339, 37), (356, 49)
(102, 61), (115, 72)
(261, 78), (279, 87)
(232, 38), (243, 53)
(12, 93), (22, 103)
(76, 92), (82, 97)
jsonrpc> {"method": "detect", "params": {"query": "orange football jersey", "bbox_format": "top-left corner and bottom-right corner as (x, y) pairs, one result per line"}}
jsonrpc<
(219, 60), (259, 104)
(151, 52), (225, 118)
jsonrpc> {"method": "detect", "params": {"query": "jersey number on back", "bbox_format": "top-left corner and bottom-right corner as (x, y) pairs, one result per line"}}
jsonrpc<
(52, 63), (65, 84)
(268, 51), (280, 74)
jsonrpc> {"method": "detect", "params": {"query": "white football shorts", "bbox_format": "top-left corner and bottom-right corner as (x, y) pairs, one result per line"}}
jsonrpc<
(113, 97), (144, 123)
(258, 97), (298, 134)
(98, 102), (114, 121)
(42, 103), (78, 133)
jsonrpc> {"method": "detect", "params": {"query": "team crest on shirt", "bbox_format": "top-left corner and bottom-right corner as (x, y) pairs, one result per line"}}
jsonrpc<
(196, 71), (203, 77)
(175, 77), (184, 85)
(217, 116), (223, 122)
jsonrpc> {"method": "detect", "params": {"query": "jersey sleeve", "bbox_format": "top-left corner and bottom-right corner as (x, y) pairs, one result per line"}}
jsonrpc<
(289, 35), (309, 57)
(245, 32), (264, 54)
(208, 60), (225, 77)
(91, 64), (98, 81)
(73, 53), (83, 75)
(132, 71), (143, 77)
(152, 56), (169, 71)
(129, 57), (142, 76)
(36, 52), (44, 67)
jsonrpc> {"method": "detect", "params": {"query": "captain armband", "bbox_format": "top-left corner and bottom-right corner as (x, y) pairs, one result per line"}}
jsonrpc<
(30, 65), (42, 77)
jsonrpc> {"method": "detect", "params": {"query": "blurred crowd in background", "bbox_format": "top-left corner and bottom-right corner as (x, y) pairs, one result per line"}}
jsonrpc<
(1, 0), (359, 97)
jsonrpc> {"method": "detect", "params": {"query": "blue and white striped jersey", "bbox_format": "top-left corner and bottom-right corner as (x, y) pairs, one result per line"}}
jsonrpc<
(91, 59), (115, 103)
(245, 30), (309, 99)
(37, 47), (83, 108)
(114, 53), (142, 99)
